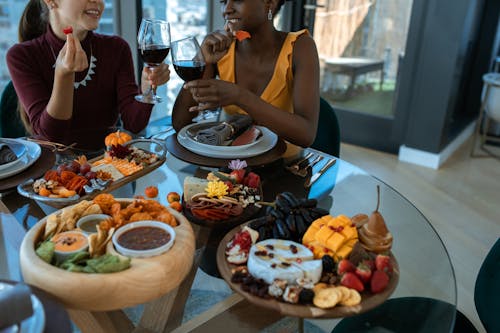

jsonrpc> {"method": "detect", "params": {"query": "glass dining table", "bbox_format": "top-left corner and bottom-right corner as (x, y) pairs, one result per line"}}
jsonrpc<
(0, 137), (457, 333)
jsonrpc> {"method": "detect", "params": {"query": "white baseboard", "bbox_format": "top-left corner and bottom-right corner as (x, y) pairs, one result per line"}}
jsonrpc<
(398, 121), (476, 169)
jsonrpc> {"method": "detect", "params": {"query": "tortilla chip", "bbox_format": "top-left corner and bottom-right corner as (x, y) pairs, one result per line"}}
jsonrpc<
(82, 203), (103, 217)
(44, 214), (59, 240)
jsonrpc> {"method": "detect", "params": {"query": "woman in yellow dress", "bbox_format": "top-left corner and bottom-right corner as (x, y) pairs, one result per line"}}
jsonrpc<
(172, 0), (320, 155)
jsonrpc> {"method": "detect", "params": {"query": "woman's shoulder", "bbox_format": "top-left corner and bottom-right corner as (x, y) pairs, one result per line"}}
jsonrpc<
(6, 37), (43, 63)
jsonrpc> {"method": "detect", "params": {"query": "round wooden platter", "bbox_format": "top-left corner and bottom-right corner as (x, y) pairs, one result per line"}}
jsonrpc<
(20, 199), (196, 312)
(216, 223), (399, 319)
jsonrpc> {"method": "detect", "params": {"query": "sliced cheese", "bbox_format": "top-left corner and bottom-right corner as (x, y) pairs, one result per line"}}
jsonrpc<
(247, 239), (322, 285)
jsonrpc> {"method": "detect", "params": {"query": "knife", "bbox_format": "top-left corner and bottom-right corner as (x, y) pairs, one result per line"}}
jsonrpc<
(305, 158), (337, 188)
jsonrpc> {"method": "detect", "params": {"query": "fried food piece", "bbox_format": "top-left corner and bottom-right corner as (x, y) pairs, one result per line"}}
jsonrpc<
(44, 213), (60, 240)
(89, 225), (115, 257)
(93, 193), (117, 214)
(339, 288), (362, 306)
(129, 212), (153, 222)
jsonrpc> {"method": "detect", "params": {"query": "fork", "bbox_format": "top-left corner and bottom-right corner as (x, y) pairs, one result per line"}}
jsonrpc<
(296, 154), (324, 177)
(286, 151), (314, 173)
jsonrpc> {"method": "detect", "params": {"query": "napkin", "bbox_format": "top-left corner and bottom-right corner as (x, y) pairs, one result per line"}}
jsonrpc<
(195, 115), (253, 146)
(0, 145), (17, 165)
(0, 283), (34, 329)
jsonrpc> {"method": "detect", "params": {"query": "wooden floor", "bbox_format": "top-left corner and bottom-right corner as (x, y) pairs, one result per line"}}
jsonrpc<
(339, 139), (500, 333)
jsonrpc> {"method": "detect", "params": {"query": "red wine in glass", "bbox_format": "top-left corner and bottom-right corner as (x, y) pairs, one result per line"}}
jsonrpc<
(139, 45), (170, 66)
(173, 60), (205, 82)
(135, 19), (171, 104)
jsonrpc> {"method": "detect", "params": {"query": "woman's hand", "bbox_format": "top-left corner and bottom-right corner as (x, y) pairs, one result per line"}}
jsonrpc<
(184, 79), (239, 112)
(201, 30), (233, 64)
(141, 63), (170, 93)
(55, 33), (88, 76)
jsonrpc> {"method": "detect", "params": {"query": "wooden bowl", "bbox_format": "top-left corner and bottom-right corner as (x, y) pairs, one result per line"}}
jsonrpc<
(216, 223), (399, 318)
(20, 199), (195, 311)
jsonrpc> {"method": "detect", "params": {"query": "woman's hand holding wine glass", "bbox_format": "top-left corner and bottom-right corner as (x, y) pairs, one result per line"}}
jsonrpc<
(135, 18), (171, 104)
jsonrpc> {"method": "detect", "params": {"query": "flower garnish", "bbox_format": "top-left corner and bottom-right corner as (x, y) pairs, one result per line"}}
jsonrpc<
(206, 181), (228, 198)
(235, 30), (251, 42)
(228, 159), (247, 170)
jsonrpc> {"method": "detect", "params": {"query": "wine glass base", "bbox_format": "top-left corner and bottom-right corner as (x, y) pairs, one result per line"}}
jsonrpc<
(135, 94), (162, 104)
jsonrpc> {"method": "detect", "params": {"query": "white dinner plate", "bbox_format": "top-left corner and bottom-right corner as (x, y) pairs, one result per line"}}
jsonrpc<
(182, 122), (265, 150)
(0, 140), (42, 180)
(0, 139), (27, 171)
(178, 125), (278, 159)
(0, 282), (45, 333)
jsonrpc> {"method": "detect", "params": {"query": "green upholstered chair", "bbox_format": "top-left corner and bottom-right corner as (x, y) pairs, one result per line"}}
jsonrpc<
(331, 238), (500, 333)
(0, 81), (28, 138)
(312, 97), (340, 157)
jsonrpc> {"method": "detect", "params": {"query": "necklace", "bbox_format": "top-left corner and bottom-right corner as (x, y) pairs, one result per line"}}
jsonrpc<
(49, 43), (97, 89)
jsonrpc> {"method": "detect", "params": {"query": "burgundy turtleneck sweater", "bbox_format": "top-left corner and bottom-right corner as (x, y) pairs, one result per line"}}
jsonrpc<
(6, 26), (153, 150)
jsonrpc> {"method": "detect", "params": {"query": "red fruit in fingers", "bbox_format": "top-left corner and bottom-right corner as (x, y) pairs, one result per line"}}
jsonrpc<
(337, 259), (356, 275)
(355, 263), (372, 283)
(375, 254), (393, 273)
(371, 270), (390, 293)
(234, 30), (251, 42)
(341, 272), (364, 292)
(63, 26), (73, 35)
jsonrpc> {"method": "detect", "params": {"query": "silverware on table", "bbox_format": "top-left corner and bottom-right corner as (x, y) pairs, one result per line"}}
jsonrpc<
(286, 151), (314, 173)
(305, 158), (337, 188)
(297, 155), (324, 177)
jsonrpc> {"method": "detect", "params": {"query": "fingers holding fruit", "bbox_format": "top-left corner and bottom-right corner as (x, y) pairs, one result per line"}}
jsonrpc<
(56, 31), (88, 74)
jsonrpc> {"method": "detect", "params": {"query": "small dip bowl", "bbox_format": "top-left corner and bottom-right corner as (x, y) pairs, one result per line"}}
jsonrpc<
(112, 221), (175, 258)
(51, 231), (89, 262)
(77, 214), (111, 235)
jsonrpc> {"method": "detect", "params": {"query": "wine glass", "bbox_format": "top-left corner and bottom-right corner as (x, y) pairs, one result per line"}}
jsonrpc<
(135, 18), (171, 104)
(171, 36), (218, 121)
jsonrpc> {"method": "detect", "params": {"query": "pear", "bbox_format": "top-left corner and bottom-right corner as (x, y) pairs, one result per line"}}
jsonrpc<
(365, 185), (389, 236)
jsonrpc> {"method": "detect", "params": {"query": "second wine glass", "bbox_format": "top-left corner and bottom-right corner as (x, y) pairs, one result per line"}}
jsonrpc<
(135, 18), (171, 104)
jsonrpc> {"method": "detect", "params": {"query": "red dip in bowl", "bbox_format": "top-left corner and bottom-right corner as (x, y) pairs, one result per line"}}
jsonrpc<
(118, 226), (171, 251)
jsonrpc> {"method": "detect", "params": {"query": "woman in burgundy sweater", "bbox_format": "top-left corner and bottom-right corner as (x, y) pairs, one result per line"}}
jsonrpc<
(6, 0), (170, 150)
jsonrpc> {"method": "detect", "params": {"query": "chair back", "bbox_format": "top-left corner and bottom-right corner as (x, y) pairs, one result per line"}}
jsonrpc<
(474, 238), (500, 333)
(311, 97), (341, 157)
(0, 81), (28, 138)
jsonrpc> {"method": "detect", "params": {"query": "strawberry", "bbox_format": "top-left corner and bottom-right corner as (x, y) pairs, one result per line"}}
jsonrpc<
(243, 172), (260, 188)
(341, 272), (364, 292)
(355, 263), (372, 283)
(361, 258), (375, 272)
(230, 169), (246, 184)
(63, 26), (73, 35)
(337, 259), (356, 275)
(375, 254), (393, 273)
(371, 270), (389, 293)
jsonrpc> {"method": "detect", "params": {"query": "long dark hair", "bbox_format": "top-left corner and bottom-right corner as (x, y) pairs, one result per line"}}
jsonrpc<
(15, 0), (49, 134)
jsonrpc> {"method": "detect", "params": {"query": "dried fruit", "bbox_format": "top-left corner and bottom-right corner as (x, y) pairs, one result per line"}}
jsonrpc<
(234, 30), (251, 42)
(63, 26), (73, 35)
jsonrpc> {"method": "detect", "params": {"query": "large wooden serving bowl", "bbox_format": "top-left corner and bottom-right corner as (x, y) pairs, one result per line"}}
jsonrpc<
(216, 223), (399, 318)
(20, 199), (195, 311)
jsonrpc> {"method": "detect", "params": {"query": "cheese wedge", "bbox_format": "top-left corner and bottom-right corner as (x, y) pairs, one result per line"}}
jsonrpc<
(247, 239), (322, 285)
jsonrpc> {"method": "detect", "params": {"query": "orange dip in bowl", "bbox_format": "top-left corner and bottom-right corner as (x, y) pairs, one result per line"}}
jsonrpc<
(51, 231), (89, 261)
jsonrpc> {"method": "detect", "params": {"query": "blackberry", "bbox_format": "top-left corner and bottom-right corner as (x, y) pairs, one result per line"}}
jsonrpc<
(298, 288), (315, 304)
(322, 254), (335, 273)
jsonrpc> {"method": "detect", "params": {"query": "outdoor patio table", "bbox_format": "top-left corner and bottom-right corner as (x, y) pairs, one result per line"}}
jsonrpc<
(0, 138), (456, 332)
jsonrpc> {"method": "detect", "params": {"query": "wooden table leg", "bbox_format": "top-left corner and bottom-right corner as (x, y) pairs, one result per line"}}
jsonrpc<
(68, 309), (134, 333)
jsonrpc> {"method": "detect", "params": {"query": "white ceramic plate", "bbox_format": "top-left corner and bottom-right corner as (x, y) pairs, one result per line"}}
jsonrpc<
(0, 139), (28, 171)
(180, 122), (265, 150)
(0, 140), (42, 180)
(0, 282), (46, 333)
(178, 125), (278, 159)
